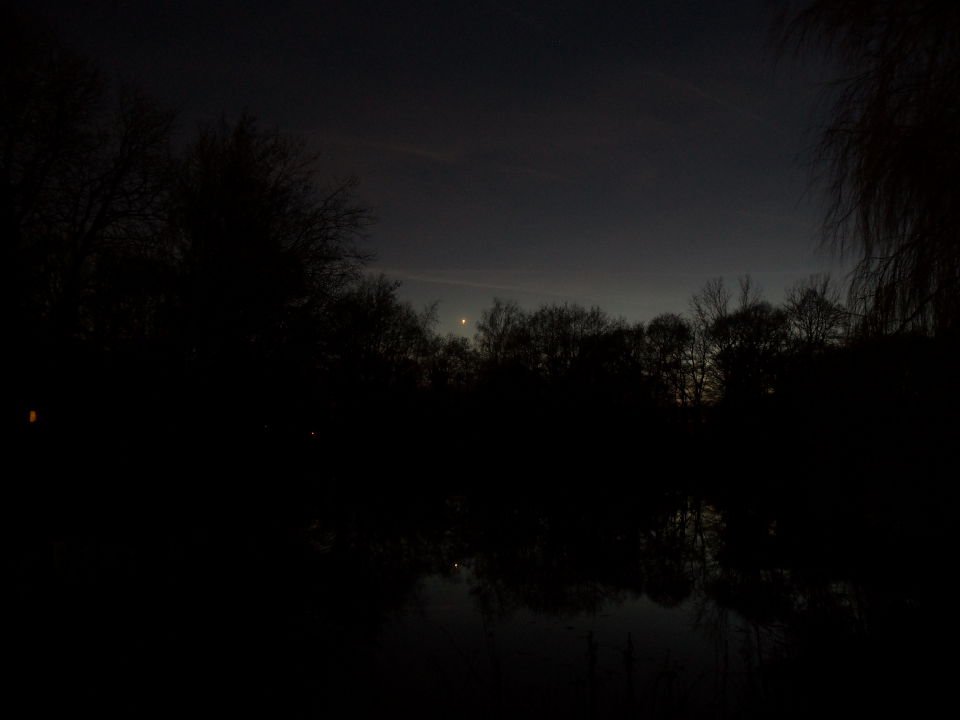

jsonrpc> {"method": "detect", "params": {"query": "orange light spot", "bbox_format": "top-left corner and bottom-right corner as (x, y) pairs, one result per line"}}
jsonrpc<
(28, 410), (38, 424)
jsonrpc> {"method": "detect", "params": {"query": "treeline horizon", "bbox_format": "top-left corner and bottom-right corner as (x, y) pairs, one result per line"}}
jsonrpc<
(6, 6), (959, 448)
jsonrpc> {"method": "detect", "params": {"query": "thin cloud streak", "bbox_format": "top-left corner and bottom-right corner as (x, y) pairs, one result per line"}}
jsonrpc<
(372, 265), (791, 304)
(640, 69), (764, 123)
(320, 131), (569, 182)
(321, 133), (463, 164)
(370, 266), (580, 299)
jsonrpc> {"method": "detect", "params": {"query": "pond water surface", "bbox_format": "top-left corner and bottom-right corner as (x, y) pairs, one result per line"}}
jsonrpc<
(10, 479), (950, 719)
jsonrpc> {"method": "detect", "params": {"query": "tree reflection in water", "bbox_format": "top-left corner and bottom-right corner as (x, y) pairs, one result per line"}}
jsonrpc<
(333, 486), (948, 718)
(10, 479), (950, 718)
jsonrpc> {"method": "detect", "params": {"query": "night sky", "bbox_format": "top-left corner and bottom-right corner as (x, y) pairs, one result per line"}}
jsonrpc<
(30, 0), (843, 335)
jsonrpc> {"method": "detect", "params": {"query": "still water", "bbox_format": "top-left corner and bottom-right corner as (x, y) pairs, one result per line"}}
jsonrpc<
(379, 565), (735, 718)
(10, 484), (949, 718)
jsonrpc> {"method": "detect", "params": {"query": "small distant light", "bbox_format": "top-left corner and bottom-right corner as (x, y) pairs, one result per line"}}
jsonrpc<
(453, 562), (459, 568)
(310, 431), (317, 437)
(28, 410), (38, 424)
(460, 318), (467, 326)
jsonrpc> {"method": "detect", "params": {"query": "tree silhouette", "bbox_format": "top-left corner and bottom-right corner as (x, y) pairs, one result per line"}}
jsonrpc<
(688, 277), (789, 406)
(324, 274), (438, 395)
(169, 115), (371, 429)
(428, 333), (477, 392)
(713, 283), (789, 407)
(473, 297), (536, 401)
(646, 313), (693, 407)
(786, 0), (960, 334)
(783, 273), (848, 350)
(2, 8), (174, 426)
(689, 277), (732, 403)
(474, 297), (529, 367)
(526, 303), (613, 384)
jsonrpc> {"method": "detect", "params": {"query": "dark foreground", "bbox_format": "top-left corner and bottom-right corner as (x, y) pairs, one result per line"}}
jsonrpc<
(8, 418), (956, 719)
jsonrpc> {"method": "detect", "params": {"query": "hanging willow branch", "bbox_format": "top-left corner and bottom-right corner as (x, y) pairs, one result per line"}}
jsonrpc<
(784, 0), (960, 335)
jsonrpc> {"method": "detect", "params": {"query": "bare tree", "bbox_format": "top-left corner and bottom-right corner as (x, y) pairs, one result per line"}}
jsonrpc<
(171, 114), (372, 374)
(526, 302), (612, 381)
(713, 278), (789, 404)
(646, 313), (692, 406)
(325, 274), (438, 392)
(689, 277), (789, 405)
(429, 334), (477, 392)
(2, 9), (176, 425)
(474, 297), (529, 367)
(784, 273), (849, 348)
(688, 277), (732, 403)
(2, 13), (174, 347)
(784, 0), (960, 334)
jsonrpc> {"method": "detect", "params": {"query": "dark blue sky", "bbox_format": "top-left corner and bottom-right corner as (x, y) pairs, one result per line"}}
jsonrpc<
(32, 0), (843, 335)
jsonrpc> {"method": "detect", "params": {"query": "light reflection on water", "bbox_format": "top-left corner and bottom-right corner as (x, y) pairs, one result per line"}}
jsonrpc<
(375, 559), (753, 718)
(307, 490), (944, 718)
(11, 489), (946, 718)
